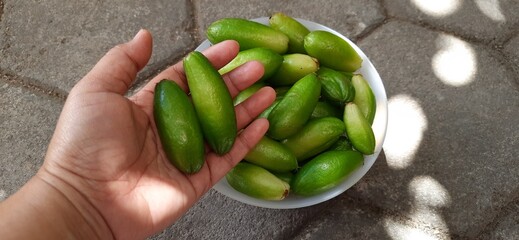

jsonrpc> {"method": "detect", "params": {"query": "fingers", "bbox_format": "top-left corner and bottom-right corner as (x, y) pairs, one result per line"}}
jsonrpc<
(222, 61), (265, 98)
(235, 87), (276, 129)
(74, 29), (153, 95)
(206, 118), (270, 186)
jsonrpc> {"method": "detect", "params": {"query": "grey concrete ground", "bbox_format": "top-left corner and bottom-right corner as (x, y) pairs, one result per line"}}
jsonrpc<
(1, 0), (518, 239)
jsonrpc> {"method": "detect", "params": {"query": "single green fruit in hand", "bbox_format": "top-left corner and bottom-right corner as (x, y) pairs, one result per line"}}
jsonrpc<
(292, 150), (364, 196)
(219, 48), (283, 81)
(343, 102), (375, 155)
(226, 162), (290, 200)
(267, 73), (321, 140)
(317, 67), (355, 104)
(154, 80), (205, 174)
(310, 101), (343, 119)
(328, 136), (354, 151)
(233, 82), (265, 106)
(269, 53), (319, 86)
(269, 12), (310, 54)
(351, 74), (376, 125)
(207, 18), (289, 54)
(304, 30), (362, 72)
(184, 51), (237, 155)
(244, 136), (298, 172)
(282, 117), (346, 161)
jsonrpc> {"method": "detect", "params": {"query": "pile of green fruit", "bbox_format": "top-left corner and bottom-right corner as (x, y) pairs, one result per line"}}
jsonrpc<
(154, 13), (377, 200)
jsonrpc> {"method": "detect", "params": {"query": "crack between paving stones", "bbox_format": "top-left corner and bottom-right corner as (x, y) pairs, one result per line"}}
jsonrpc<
(0, 69), (67, 101)
(471, 190), (519, 239)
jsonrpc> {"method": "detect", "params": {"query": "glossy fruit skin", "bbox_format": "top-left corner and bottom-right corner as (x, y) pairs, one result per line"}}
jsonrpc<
(267, 73), (321, 140)
(317, 67), (355, 104)
(269, 53), (319, 86)
(183, 51), (237, 155)
(226, 162), (290, 200)
(291, 150), (364, 196)
(218, 48), (283, 81)
(244, 136), (298, 172)
(351, 74), (376, 125)
(258, 99), (281, 119)
(304, 30), (362, 72)
(233, 82), (265, 106)
(282, 117), (346, 162)
(310, 101), (343, 119)
(153, 80), (205, 174)
(343, 102), (375, 155)
(207, 18), (289, 54)
(269, 12), (310, 54)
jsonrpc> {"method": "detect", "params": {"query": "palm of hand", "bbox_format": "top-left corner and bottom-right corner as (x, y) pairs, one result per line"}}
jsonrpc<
(40, 30), (273, 239)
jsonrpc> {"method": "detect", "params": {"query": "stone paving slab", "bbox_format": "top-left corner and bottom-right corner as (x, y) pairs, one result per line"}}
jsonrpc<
(346, 19), (519, 238)
(0, 0), (193, 94)
(479, 200), (519, 240)
(292, 193), (450, 240)
(385, 0), (519, 44)
(193, 0), (385, 42)
(0, 76), (63, 200)
(150, 190), (331, 240)
(504, 33), (519, 85)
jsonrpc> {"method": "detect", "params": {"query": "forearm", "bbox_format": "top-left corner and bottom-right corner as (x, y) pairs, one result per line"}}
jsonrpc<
(0, 173), (113, 240)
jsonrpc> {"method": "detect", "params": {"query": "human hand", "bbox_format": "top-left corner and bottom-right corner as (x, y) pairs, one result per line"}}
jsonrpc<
(35, 29), (275, 239)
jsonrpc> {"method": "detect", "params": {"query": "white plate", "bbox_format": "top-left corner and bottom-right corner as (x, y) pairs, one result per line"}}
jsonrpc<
(196, 17), (388, 209)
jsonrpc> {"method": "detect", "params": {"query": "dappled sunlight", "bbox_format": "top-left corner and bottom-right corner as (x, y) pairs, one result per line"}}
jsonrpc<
(384, 218), (438, 240)
(432, 34), (477, 87)
(411, 0), (461, 17)
(384, 176), (451, 239)
(384, 95), (427, 170)
(475, 0), (506, 22)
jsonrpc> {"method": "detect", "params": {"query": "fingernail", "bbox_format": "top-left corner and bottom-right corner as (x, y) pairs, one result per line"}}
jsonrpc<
(132, 29), (146, 41)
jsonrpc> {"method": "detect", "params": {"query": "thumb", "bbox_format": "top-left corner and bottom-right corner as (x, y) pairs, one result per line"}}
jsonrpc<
(75, 29), (153, 94)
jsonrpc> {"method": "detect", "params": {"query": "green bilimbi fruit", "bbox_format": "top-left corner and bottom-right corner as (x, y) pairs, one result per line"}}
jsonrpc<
(328, 136), (354, 151)
(226, 162), (290, 200)
(153, 80), (205, 174)
(282, 117), (346, 161)
(292, 150), (364, 196)
(273, 171), (294, 184)
(244, 136), (298, 172)
(267, 74), (321, 140)
(310, 101), (343, 119)
(344, 102), (375, 155)
(258, 99), (281, 119)
(233, 82), (265, 106)
(304, 30), (362, 72)
(351, 74), (376, 125)
(274, 86), (291, 99)
(184, 51), (237, 155)
(269, 53), (319, 86)
(207, 18), (289, 54)
(317, 67), (355, 104)
(269, 12), (310, 54)
(219, 48), (283, 81)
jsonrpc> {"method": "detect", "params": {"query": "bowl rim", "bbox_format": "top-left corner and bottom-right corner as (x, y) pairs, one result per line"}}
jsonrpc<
(195, 17), (388, 209)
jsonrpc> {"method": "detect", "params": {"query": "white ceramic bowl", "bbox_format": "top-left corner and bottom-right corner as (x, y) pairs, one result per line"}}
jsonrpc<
(196, 17), (388, 209)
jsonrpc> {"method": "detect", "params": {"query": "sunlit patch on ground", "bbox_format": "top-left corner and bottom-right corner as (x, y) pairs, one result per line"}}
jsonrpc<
(411, 0), (461, 17)
(384, 95), (427, 170)
(432, 34), (477, 87)
(475, 0), (506, 22)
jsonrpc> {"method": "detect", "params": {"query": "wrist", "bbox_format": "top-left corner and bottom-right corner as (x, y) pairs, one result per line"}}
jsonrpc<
(0, 171), (114, 240)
